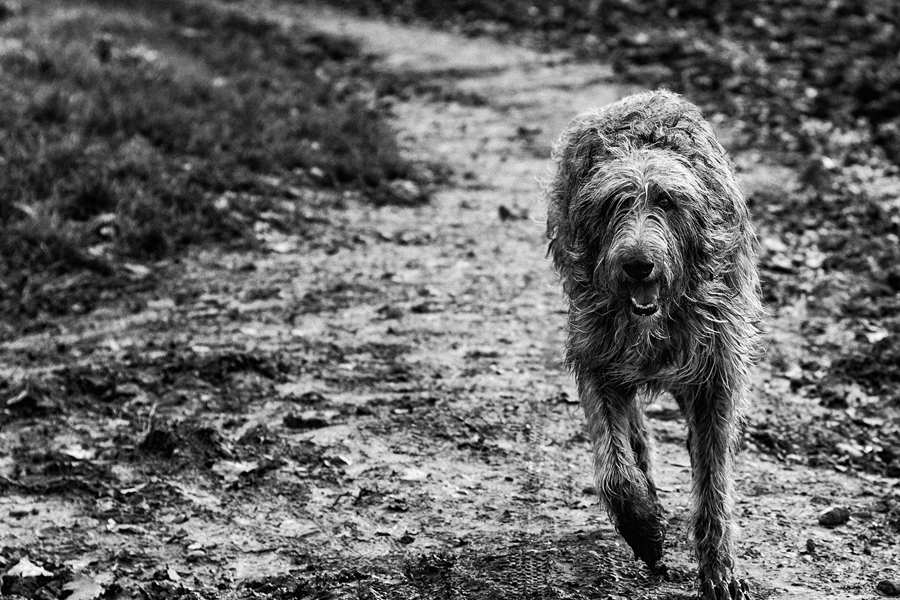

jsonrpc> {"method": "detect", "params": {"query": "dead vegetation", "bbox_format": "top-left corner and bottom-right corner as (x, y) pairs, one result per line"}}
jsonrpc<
(0, 0), (431, 326)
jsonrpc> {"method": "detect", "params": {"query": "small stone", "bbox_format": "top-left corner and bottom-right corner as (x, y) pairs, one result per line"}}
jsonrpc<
(498, 204), (528, 221)
(283, 412), (331, 430)
(388, 179), (424, 204)
(377, 303), (404, 320)
(886, 269), (900, 291)
(95, 34), (113, 62)
(186, 550), (206, 563)
(297, 391), (327, 404)
(817, 506), (850, 527)
(876, 579), (900, 597)
(835, 442), (864, 459)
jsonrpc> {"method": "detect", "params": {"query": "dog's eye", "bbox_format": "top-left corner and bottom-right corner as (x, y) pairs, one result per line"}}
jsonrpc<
(657, 193), (675, 210)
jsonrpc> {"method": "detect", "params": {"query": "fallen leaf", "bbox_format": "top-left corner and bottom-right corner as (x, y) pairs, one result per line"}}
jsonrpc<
(63, 576), (104, 600)
(269, 241), (294, 254)
(212, 460), (259, 483)
(863, 325), (889, 344)
(278, 518), (319, 537)
(398, 468), (428, 482)
(60, 445), (97, 461)
(123, 263), (151, 279)
(147, 298), (176, 310)
(109, 523), (148, 535)
(762, 236), (789, 253)
(7, 557), (53, 578)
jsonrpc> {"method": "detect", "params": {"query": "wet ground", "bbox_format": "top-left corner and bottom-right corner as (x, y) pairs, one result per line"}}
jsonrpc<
(1, 4), (898, 599)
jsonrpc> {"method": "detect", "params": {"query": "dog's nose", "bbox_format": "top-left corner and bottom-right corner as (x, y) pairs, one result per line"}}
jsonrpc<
(623, 260), (654, 280)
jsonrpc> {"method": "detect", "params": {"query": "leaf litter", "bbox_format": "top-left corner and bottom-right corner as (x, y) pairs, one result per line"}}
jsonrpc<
(0, 2), (899, 600)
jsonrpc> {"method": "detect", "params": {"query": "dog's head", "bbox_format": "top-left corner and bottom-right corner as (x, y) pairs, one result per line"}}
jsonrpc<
(547, 91), (753, 320)
(576, 149), (702, 317)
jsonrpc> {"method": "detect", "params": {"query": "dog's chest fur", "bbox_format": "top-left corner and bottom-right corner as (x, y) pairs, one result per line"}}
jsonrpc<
(578, 309), (698, 387)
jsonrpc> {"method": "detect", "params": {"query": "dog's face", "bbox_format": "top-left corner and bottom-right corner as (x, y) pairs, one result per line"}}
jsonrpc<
(571, 148), (717, 318)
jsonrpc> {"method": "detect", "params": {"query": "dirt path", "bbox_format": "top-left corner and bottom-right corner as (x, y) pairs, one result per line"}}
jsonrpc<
(1, 4), (897, 600)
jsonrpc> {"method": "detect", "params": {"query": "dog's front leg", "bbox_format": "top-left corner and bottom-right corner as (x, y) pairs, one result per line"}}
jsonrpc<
(680, 383), (750, 600)
(579, 376), (667, 570)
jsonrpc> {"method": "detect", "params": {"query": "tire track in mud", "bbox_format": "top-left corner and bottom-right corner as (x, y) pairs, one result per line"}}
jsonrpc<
(403, 400), (559, 600)
(510, 401), (554, 599)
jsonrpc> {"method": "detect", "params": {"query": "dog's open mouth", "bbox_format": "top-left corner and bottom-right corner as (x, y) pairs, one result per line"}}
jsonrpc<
(629, 283), (660, 316)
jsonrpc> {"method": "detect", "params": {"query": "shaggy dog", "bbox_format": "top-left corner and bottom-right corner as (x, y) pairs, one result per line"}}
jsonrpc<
(546, 90), (764, 600)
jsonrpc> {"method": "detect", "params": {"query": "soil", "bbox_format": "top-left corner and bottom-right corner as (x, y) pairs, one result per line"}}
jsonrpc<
(1, 4), (898, 600)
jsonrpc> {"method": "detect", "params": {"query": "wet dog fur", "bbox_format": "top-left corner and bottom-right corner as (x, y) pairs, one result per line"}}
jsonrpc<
(546, 90), (764, 600)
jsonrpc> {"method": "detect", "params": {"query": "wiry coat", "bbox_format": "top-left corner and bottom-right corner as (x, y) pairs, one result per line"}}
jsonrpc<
(546, 90), (764, 600)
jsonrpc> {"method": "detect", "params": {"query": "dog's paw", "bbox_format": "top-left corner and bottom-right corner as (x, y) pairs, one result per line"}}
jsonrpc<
(617, 510), (667, 569)
(608, 491), (667, 570)
(699, 577), (751, 600)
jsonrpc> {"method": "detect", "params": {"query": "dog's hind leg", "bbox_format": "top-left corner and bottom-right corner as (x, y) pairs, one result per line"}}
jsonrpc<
(677, 383), (750, 600)
(580, 376), (667, 570)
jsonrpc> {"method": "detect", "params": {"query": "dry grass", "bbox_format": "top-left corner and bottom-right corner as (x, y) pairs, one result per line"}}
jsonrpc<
(0, 0), (425, 319)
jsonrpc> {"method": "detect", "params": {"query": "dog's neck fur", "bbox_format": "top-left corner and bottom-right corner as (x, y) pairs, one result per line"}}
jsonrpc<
(564, 265), (760, 393)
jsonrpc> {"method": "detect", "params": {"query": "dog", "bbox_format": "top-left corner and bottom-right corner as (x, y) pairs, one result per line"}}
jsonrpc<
(546, 90), (764, 600)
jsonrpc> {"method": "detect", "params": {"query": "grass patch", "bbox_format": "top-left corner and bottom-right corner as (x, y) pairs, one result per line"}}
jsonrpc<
(0, 0), (426, 320)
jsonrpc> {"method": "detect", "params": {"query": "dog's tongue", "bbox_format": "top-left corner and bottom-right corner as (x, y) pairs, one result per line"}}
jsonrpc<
(631, 284), (658, 305)
(630, 283), (660, 315)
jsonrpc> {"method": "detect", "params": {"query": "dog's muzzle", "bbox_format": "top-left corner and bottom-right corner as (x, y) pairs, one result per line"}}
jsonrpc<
(622, 260), (660, 316)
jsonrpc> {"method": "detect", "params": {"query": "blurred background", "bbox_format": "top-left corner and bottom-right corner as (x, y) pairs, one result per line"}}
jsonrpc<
(0, 1), (898, 599)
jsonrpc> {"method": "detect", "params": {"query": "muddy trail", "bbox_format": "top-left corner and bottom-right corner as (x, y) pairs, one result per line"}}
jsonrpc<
(1, 4), (898, 600)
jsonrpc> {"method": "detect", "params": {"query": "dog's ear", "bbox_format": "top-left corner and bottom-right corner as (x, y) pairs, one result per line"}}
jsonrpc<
(555, 127), (608, 199)
(547, 121), (609, 277)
